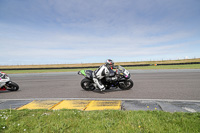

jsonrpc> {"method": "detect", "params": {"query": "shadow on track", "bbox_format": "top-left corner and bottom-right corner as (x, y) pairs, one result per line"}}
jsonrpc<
(87, 87), (128, 94)
(0, 90), (21, 93)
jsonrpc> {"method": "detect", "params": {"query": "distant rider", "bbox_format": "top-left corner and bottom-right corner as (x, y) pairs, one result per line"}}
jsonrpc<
(0, 72), (5, 88)
(93, 59), (118, 91)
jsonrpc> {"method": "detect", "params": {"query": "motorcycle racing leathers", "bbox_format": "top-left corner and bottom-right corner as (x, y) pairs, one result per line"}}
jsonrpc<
(0, 72), (6, 88)
(93, 65), (117, 91)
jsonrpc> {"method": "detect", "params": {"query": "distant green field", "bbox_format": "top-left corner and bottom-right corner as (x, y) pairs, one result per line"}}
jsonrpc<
(2, 64), (200, 74)
(0, 109), (199, 133)
(125, 64), (200, 70)
(2, 68), (82, 74)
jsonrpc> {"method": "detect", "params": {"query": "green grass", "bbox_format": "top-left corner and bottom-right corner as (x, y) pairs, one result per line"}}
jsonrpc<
(2, 64), (200, 74)
(2, 69), (84, 74)
(0, 109), (199, 133)
(125, 64), (200, 70)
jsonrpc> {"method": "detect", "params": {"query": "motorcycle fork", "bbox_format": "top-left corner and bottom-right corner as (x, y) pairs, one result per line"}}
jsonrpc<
(119, 81), (126, 87)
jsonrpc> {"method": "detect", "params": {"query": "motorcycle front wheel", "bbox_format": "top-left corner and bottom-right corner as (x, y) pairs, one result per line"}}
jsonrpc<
(6, 81), (19, 91)
(81, 78), (95, 91)
(119, 79), (134, 90)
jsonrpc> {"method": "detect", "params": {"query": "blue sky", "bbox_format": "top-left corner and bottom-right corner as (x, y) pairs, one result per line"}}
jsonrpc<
(0, 0), (200, 65)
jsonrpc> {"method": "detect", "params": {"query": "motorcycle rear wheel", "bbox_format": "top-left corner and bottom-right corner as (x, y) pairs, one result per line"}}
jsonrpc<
(119, 79), (134, 90)
(6, 81), (19, 91)
(81, 78), (95, 91)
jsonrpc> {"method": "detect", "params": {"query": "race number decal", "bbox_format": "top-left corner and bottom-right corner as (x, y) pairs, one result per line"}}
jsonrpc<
(124, 70), (129, 76)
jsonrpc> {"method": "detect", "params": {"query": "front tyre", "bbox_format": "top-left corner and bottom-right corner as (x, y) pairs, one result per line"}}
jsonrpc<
(81, 78), (95, 91)
(119, 79), (134, 90)
(6, 81), (19, 91)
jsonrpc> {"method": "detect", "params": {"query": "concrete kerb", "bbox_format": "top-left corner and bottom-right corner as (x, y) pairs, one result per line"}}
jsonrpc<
(0, 100), (33, 110)
(121, 100), (200, 112)
(0, 99), (200, 113)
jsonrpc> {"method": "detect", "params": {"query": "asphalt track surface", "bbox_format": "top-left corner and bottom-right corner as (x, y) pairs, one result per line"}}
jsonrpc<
(1, 69), (200, 100)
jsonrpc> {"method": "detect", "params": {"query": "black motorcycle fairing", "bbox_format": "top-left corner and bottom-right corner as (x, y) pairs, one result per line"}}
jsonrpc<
(78, 70), (93, 79)
(85, 70), (93, 79)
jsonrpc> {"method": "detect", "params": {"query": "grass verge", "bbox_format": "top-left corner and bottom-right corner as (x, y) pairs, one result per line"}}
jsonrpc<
(1, 58), (200, 69)
(2, 69), (83, 74)
(2, 64), (200, 74)
(125, 64), (200, 70)
(0, 109), (199, 133)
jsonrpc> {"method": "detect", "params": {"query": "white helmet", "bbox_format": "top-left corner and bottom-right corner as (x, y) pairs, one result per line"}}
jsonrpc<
(105, 59), (114, 69)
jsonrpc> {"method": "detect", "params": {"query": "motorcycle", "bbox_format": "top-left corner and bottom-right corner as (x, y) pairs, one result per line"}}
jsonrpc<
(0, 72), (19, 91)
(78, 65), (134, 91)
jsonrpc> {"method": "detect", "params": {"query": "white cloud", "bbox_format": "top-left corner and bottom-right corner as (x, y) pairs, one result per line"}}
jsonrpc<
(0, 0), (200, 65)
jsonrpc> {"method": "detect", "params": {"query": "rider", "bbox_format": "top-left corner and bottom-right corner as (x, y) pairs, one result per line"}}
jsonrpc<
(0, 72), (5, 88)
(93, 59), (117, 91)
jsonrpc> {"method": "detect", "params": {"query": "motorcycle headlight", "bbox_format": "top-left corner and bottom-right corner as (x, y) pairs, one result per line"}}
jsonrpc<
(125, 74), (131, 79)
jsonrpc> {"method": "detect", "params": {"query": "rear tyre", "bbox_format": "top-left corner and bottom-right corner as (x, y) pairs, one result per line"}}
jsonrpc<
(119, 79), (134, 90)
(6, 81), (19, 91)
(81, 78), (95, 91)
